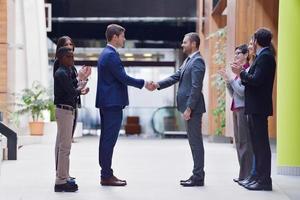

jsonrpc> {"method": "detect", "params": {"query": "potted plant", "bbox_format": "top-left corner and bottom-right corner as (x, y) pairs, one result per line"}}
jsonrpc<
(15, 81), (52, 136)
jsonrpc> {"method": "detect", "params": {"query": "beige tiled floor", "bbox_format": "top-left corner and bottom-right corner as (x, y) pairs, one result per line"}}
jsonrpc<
(0, 135), (299, 200)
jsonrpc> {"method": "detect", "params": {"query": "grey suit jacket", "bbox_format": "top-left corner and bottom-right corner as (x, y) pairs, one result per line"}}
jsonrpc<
(158, 52), (206, 114)
(226, 78), (245, 109)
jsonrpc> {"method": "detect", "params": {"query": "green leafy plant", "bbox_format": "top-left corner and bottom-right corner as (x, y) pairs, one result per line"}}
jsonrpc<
(15, 81), (53, 122)
(211, 74), (226, 136)
(48, 102), (56, 121)
(208, 27), (227, 136)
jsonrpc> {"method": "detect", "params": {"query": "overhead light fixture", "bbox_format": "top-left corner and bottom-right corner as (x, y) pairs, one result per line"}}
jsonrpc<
(144, 57), (153, 61)
(86, 53), (95, 57)
(88, 56), (98, 60)
(126, 57), (135, 61)
(143, 53), (152, 57)
(124, 53), (134, 57)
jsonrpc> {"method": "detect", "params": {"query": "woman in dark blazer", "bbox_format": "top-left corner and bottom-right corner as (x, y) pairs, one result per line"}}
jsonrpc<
(53, 36), (91, 184)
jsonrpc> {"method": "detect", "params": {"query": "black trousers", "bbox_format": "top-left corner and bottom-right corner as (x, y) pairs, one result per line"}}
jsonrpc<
(247, 114), (271, 183)
(186, 113), (205, 180)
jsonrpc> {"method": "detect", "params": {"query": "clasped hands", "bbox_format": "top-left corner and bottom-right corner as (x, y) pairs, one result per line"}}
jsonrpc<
(230, 62), (243, 76)
(145, 81), (159, 91)
(218, 61), (243, 81)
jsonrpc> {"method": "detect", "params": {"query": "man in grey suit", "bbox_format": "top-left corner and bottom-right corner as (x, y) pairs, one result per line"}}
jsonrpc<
(149, 32), (206, 186)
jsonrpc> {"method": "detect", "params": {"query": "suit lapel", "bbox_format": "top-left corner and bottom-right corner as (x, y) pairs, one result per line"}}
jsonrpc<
(249, 58), (257, 74)
(180, 57), (190, 79)
(248, 48), (270, 74)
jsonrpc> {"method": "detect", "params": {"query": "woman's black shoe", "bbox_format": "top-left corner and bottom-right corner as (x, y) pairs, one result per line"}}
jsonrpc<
(54, 182), (78, 192)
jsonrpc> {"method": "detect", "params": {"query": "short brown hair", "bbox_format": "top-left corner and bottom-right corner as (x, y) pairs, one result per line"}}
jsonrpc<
(185, 32), (200, 48)
(254, 28), (272, 47)
(105, 24), (125, 42)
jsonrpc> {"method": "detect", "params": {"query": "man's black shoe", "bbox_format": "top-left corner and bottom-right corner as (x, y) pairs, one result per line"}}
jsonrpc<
(180, 178), (204, 187)
(238, 176), (255, 186)
(244, 181), (272, 191)
(233, 178), (243, 183)
(180, 176), (193, 183)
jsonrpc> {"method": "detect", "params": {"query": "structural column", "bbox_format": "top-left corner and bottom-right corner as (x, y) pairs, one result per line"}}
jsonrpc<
(0, 0), (8, 111)
(277, 0), (300, 175)
(0, 0), (7, 169)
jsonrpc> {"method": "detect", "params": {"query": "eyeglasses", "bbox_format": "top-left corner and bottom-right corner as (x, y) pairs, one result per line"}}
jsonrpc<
(235, 51), (243, 56)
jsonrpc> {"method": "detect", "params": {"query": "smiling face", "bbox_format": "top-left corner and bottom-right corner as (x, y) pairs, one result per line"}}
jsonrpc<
(234, 48), (248, 65)
(248, 38), (256, 57)
(63, 39), (74, 50)
(234, 48), (242, 62)
(181, 35), (193, 55)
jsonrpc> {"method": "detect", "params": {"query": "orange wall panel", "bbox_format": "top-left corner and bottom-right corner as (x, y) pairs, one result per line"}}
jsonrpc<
(198, 0), (278, 137)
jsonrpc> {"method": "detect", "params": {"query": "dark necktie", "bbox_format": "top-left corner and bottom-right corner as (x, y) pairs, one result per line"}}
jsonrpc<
(181, 57), (190, 74)
(179, 57), (191, 83)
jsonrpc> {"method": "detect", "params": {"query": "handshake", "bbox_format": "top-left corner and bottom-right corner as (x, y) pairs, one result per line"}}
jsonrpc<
(145, 81), (160, 91)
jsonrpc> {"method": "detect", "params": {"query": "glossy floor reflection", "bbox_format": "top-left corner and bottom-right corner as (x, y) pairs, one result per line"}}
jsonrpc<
(0, 135), (299, 200)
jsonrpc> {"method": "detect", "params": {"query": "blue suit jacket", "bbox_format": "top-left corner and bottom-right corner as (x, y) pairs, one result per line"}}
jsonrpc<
(95, 46), (145, 108)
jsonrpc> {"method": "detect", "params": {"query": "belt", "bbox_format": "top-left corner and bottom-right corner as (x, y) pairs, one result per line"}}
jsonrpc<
(56, 104), (74, 111)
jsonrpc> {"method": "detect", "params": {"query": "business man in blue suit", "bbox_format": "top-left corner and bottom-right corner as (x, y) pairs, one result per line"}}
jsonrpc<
(96, 24), (152, 186)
